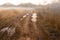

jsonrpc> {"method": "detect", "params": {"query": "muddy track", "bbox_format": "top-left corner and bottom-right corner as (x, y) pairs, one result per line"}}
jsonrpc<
(0, 10), (58, 40)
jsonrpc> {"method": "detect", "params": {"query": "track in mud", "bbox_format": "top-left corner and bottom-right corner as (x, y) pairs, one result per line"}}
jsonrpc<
(0, 10), (59, 40)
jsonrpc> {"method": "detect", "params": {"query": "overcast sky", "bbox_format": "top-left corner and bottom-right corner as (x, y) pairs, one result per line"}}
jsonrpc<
(0, 0), (59, 5)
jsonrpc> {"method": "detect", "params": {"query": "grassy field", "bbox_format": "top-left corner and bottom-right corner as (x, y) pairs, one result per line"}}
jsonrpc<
(36, 8), (60, 40)
(0, 8), (59, 40)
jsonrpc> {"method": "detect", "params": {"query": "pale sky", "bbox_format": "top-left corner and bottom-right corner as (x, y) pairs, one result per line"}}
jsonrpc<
(0, 0), (59, 5)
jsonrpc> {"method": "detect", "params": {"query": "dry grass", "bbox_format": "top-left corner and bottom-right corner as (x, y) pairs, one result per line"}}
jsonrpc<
(0, 8), (60, 40)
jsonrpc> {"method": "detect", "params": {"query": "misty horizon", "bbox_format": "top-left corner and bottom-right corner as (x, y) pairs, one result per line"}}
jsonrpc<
(0, 0), (59, 5)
